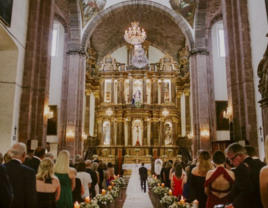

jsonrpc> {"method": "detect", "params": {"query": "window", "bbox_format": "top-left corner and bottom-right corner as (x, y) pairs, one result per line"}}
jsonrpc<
(51, 28), (58, 56)
(218, 29), (226, 57)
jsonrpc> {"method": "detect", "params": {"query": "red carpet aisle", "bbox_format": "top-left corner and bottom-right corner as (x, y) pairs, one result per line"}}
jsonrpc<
(123, 167), (154, 208)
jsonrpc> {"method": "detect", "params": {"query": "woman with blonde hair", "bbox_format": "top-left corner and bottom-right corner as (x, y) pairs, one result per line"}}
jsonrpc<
(54, 150), (76, 208)
(260, 135), (268, 208)
(36, 158), (61, 208)
(191, 150), (213, 208)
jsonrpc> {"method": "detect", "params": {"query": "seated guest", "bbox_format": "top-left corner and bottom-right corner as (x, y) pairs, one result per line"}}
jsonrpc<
(54, 150), (76, 208)
(0, 164), (13, 208)
(171, 164), (184, 198)
(260, 135), (268, 208)
(36, 158), (60, 208)
(24, 146), (46, 173)
(76, 161), (92, 198)
(204, 151), (235, 208)
(225, 143), (265, 208)
(72, 169), (84, 203)
(191, 151), (213, 208)
(4, 142), (37, 208)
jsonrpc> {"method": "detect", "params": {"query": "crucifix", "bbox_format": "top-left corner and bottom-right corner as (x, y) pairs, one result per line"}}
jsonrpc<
(14, 126), (17, 135)
(259, 126), (263, 142)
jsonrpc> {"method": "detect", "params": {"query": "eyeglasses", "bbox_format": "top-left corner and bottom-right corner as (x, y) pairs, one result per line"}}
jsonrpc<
(229, 154), (239, 162)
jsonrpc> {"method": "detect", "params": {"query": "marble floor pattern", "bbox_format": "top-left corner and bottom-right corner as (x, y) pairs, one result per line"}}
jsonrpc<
(123, 166), (154, 208)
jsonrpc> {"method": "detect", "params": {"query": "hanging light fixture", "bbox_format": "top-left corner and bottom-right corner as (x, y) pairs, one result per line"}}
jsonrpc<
(124, 22), (147, 45)
(131, 44), (149, 68)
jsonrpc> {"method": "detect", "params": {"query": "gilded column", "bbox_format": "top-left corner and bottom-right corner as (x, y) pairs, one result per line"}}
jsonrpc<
(127, 119), (132, 146)
(84, 91), (91, 134)
(172, 118), (178, 145)
(129, 76), (133, 103)
(143, 120), (148, 145)
(171, 78), (176, 103)
(111, 78), (114, 104)
(143, 77), (147, 103)
(151, 78), (158, 104)
(177, 91), (182, 136)
(117, 80), (121, 104)
(100, 79), (105, 103)
(159, 118), (164, 145)
(97, 118), (103, 145)
(184, 89), (191, 133)
(161, 78), (165, 104)
(110, 117), (115, 145)
(151, 119), (159, 145)
(117, 120), (124, 145)
(121, 78), (125, 103)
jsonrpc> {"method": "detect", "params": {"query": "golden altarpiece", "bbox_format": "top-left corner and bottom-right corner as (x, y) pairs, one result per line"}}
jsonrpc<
(83, 44), (191, 174)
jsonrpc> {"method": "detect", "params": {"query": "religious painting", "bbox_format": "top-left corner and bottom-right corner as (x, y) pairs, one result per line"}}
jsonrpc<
(105, 80), (111, 102)
(0, 0), (13, 27)
(164, 122), (172, 145)
(103, 121), (110, 145)
(79, 0), (107, 28)
(169, 0), (196, 27)
(131, 79), (143, 108)
(164, 82), (170, 103)
(132, 120), (143, 146)
(47, 105), (57, 135)
(216, 101), (229, 130)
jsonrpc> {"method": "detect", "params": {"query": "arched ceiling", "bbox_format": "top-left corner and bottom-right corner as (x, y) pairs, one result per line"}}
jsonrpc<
(90, 5), (186, 63)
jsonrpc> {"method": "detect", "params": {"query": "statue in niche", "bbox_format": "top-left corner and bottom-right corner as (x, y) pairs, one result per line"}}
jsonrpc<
(135, 124), (141, 146)
(164, 83), (169, 102)
(164, 123), (172, 145)
(103, 125), (110, 145)
(131, 88), (142, 108)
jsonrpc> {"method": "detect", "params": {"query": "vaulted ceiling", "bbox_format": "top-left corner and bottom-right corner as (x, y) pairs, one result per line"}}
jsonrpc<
(90, 5), (186, 63)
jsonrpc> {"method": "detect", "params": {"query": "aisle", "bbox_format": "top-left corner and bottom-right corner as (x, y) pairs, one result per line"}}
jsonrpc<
(123, 167), (154, 208)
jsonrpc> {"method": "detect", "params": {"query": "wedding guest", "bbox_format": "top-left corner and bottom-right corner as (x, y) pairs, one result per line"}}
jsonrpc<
(72, 169), (84, 203)
(97, 162), (104, 191)
(91, 162), (100, 195)
(45, 152), (54, 161)
(85, 160), (97, 197)
(4, 150), (12, 164)
(0, 164), (13, 208)
(76, 161), (92, 198)
(163, 162), (172, 188)
(225, 143), (265, 208)
(36, 158), (60, 208)
(160, 162), (167, 183)
(4, 142), (37, 208)
(0, 152), (3, 163)
(171, 164), (184, 198)
(191, 150), (213, 208)
(54, 150), (76, 208)
(260, 135), (268, 208)
(24, 146), (46, 173)
(74, 155), (82, 169)
(204, 151), (235, 208)
(107, 162), (115, 183)
(245, 145), (266, 166)
(182, 166), (191, 201)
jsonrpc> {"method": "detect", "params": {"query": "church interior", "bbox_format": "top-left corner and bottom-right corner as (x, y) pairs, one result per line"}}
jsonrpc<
(0, 0), (268, 172)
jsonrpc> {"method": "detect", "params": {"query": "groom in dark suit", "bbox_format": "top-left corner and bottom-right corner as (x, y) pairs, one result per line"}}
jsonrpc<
(139, 163), (148, 193)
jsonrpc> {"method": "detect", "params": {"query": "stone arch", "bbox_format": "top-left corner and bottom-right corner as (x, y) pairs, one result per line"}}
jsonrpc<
(81, 1), (194, 53)
(54, 13), (68, 34)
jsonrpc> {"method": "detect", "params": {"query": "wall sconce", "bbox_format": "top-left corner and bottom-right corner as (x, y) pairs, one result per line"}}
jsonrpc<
(82, 133), (87, 140)
(162, 108), (169, 117)
(106, 108), (113, 117)
(44, 106), (53, 119)
(66, 130), (74, 141)
(187, 132), (193, 139)
(223, 107), (231, 119)
(201, 130), (209, 138)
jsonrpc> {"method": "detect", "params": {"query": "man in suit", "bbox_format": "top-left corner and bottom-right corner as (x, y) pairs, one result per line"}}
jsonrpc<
(74, 154), (82, 169)
(225, 143), (265, 208)
(244, 145), (266, 166)
(5, 142), (37, 208)
(85, 160), (98, 197)
(139, 163), (148, 193)
(24, 146), (45, 173)
(0, 164), (13, 207)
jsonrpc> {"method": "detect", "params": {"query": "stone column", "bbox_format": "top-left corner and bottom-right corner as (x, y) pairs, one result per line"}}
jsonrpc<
(84, 91), (91, 134)
(161, 78), (165, 104)
(177, 91), (182, 136)
(127, 119), (132, 146)
(111, 78), (115, 104)
(184, 90), (191, 134)
(143, 77), (147, 103)
(143, 120), (148, 146)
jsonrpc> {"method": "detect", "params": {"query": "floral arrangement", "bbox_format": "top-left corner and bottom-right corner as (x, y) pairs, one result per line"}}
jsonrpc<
(160, 195), (179, 205)
(124, 154), (130, 158)
(108, 155), (114, 158)
(152, 186), (170, 195)
(162, 155), (167, 158)
(110, 177), (125, 187)
(94, 193), (114, 205)
(80, 201), (99, 208)
(146, 154), (152, 158)
(92, 154), (98, 158)
(134, 148), (140, 152)
(148, 176), (161, 188)
(167, 149), (173, 153)
(107, 189), (119, 199)
(112, 185), (120, 192)
(168, 202), (191, 208)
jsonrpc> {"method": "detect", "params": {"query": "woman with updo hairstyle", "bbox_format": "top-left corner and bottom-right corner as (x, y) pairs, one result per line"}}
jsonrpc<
(204, 151), (235, 208)
(191, 150), (213, 208)
(36, 158), (61, 208)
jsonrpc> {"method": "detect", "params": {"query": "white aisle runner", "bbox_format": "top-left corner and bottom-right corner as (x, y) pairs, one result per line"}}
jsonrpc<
(123, 167), (154, 208)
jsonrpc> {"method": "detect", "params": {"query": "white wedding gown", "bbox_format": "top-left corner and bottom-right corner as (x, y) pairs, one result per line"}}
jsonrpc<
(123, 167), (153, 208)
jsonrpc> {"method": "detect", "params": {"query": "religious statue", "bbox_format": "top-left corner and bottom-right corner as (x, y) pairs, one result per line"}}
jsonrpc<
(164, 124), (172, 145)
(135, 125), (141, 146)
(103, 127), (110, 145)
(154, 157), (163, 176)
(132, 88), (142, 108)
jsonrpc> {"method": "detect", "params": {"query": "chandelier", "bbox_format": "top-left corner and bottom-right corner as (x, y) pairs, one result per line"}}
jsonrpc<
(124, 22), (147, 45)
(131, 45), (149, 68)
(44, 106), (53, 119)
(162, 108), (169, 117)
(106, 108), (113, 117)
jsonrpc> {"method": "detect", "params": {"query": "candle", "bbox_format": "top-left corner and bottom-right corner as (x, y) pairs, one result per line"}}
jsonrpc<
(169, 189), (172, 196)
(179, 196), (185, 204)
(108, 186), (112, 191)
(161, 183), (165, 187)
(114, 176), (116, 179)
(111, 182), (114, 187)
(157, 183), (160, 187)
(102, 189), (106, 196)
(74, 201), (80, 208)
(85, 196), (90, 203)
(193, 200), (199, 208)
